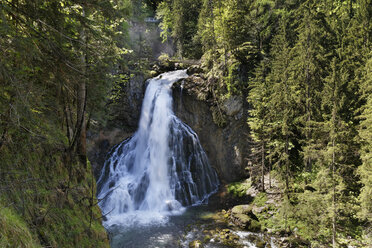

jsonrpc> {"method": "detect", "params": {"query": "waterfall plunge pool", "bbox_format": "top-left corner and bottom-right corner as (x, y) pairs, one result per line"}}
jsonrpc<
(106, 200), (279, 248)
(107, 204), (224, 248)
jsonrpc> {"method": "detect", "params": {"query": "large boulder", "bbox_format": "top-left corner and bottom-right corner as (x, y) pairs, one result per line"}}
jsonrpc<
(230, 205), (261, 231)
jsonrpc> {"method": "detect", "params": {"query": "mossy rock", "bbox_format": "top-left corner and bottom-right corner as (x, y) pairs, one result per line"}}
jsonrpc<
(249, 220), (261, 232)
(256, 239), (266, 248)
(230, 205), (261, 231)
(288, 236), (310, 247)
(203, 235), (211, 243)
(231, 205), (253, 215)
(232, 205), (259, 221)
(149, 70), (158, 77)
(189, 240), (203, 248)
(187, 65), (203, 75)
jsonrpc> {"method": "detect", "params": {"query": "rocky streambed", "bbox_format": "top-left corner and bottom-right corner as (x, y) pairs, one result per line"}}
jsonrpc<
(105, 192), (284, 248)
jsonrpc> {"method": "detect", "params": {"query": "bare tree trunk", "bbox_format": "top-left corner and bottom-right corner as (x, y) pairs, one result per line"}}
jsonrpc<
(261, 141), (265, 192)
(285, 135), (289, 193)
(306, 24), (313, 184)
(269, 147), (272, 189)
(209, 0), (216, 47)
(76, 6), (87, 166)
(332, 138), (336, 248)
(76, 80), (87, 165)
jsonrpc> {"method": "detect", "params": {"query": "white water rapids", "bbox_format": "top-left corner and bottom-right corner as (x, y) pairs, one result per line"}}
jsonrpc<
(97, 70), (219, 228)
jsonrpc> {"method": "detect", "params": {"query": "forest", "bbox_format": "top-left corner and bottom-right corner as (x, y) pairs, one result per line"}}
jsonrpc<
(0, 0), (371, 247)
(156, 0), (371, 246)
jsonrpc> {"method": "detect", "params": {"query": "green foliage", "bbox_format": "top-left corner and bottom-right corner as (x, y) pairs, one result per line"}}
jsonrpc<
(0, 0), (132, 246)
(188, 0), (372, 245)
(358, 54), (372, 223)
(156, 1), (173, 42)
(0, 131), (108, 247)
(252, 192), (268, 208)
(227, 180), (252, 198)
(0, 204), (41, 248)
(156, 0), (202, 58)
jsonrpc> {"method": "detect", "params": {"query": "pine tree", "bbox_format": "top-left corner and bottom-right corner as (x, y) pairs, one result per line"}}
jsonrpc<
(358, 54), (372, 224)
(290, 0), (327, 182)
(197, 0), (217, 52)
(266, 17), (297, 195)
(248, 60), (273, 192)
(157, 0), (202, 58)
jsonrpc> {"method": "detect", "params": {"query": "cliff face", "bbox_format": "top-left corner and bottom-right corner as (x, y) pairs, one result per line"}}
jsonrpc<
(88, 71), (249, 183)
(172, 76), (249, 183)
(87, 73), (145, 179)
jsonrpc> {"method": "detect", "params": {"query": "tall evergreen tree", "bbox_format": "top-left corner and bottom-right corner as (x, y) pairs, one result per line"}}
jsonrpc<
(248, 60), (273, 192)
(290, 0), (327, 181)
(358, 54), (372, 226)
(266, 17), (297, 194)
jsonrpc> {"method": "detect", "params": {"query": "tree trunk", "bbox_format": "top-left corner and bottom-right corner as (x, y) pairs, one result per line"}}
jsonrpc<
(261, 141), (265, 192)
(332, 138), (336, 248)
(76, 6), (87, 166)
(285, 135), (290, 193)
(305, 27), (312, 184)
(76, 81), (87, 166)
(209, 0), (216, 47)
(269, 147), (272, 189)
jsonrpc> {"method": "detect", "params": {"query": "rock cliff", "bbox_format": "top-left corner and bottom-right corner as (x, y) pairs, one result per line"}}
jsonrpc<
(88, 70), (250, 183)
(172, 75), (249, 183)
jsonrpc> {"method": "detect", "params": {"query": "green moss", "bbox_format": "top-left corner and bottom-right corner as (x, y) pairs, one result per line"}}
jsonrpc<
(252, 192), (268, 207)
(0, 204), (41, 248)
(227, 179), (251, 197)
(231, 205), (253, 215)
(0, 137), (109, 247)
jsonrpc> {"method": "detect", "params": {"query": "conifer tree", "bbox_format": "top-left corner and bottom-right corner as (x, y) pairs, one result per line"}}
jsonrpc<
(266, 17), (296, 194)
(358, 54), (372, 225)
(290, 0), (327, 181)
(248, 60), (273, 192)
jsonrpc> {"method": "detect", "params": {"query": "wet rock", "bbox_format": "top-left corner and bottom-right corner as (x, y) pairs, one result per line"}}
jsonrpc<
(165, 200), (182, 211)
(256, 239), (266, 248)
(87, 129), (131, 179)
(172, 77), (249, 183)
(230, 205), (261, 231)
(187, 65), (203, 75)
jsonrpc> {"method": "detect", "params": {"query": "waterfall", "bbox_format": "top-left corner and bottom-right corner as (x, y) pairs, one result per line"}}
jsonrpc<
(97, 70), (219, 227)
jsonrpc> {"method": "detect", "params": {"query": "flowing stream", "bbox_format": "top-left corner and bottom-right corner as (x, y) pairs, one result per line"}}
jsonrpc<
(97, 70), (219, 229)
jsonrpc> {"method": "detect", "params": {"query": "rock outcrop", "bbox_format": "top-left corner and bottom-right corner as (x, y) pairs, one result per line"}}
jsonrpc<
(229, 205), (261, 231)
(172, 75), (249, 183)
(88, 68), (250, 183)
(87, 73), (146, 179)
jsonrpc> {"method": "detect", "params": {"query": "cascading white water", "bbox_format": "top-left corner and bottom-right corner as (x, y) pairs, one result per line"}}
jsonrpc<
(97, 70), (219, 228)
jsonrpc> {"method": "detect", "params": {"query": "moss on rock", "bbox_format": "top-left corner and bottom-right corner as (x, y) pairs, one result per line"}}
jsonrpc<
(230, 205), (261, 231)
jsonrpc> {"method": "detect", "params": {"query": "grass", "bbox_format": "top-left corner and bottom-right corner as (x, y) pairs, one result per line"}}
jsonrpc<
(0, 204), (41, 248)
